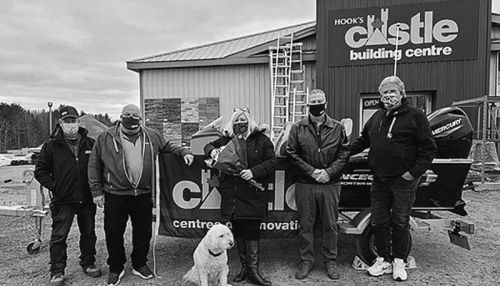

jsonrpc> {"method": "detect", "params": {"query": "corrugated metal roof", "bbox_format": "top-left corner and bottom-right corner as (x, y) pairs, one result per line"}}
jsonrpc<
(130, 21), (315, 63)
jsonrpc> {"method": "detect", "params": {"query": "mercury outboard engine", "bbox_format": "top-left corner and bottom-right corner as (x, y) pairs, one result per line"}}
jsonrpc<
(427, 106), (473, 159)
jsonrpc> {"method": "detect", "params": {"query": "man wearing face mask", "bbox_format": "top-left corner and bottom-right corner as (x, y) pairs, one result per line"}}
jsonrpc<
(88, 104), (194, 286)
(35, 105), (102, 286)
(350, 76), (436, 281)
(286, 89), (350, 281)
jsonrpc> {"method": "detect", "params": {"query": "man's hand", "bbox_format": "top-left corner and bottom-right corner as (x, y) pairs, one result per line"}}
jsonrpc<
(93, 195), (104, 208)
(311, 169), (322, 180)
(316, 170), (330, 184)
(402, 171), (415, 181)
(240, 169), (254, 181)
(183, 154), (194, 166)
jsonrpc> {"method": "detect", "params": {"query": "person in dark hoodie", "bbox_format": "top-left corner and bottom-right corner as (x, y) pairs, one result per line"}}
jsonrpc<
(204, 108), (276, 286)
(88, 104), (193, 286)
(35, 105), (102, 286)
(286, 89), (350, 281)
(350, 76), (436, 282)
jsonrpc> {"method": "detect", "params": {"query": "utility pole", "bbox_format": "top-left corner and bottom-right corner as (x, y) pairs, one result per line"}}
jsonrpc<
(47, 102), (53, 134)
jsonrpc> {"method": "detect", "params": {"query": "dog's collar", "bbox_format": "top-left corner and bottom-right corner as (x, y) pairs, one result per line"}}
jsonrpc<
(209, 249), (222, 257)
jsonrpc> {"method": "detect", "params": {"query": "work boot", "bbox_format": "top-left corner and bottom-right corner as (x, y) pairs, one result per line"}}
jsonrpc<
(325, 261), (340, 280)
(245, 240), (272, 286)
(233, 238), (248, 282)
(295, 261), (313, 280)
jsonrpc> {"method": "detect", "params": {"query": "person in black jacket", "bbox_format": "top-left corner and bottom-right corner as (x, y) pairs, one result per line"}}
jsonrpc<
(204, 108), (276, 286)
(350, 76), (436, 281)
(34, 105), (101, 286)
(286, 89), (350, 281)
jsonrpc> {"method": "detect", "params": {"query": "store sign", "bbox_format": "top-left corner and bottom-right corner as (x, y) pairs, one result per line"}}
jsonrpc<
(328, 0), (478, 66)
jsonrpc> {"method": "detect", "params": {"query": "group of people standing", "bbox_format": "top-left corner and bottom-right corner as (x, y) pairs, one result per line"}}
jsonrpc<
(34, 74), (436, 286)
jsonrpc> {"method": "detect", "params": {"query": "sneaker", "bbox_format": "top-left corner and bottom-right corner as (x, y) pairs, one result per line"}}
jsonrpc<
(132, 265), (154, 280)
(392, 258), (408, 281)
(107, 270), (125, 286)
(82, 265), (102, 278)
(49, 273), (64, 286)
(367, 257), (392, 277)
(325, 261), (340, 280)
(295, 261), (313, 280)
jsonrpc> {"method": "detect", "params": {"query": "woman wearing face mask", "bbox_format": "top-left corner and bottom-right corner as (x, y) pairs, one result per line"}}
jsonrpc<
(204, 108), (276, 286)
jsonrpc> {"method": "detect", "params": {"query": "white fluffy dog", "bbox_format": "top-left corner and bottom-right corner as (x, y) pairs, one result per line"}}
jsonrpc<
(182, 224), (234, 286)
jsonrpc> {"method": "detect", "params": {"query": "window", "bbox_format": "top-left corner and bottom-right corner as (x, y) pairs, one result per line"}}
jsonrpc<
(359, 93), (432, 130)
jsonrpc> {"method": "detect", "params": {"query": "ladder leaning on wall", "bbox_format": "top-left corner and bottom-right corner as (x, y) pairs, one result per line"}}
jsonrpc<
(268, 33), (307, 140)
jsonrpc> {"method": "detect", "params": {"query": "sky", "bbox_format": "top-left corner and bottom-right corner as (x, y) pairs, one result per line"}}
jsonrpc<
(0, 0), (498, 120)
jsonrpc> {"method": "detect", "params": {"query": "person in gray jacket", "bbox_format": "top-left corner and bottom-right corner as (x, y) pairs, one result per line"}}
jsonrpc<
(286, 89), (350, 281)
(88, 104), (193, 286)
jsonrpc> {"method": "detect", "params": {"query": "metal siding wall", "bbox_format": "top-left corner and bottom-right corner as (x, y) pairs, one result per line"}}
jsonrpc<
(317, 0), (491, 136)
(142, 65), (271, 126)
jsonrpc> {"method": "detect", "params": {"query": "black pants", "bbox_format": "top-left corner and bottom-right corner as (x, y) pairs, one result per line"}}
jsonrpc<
(371, 176), (419, 260)
(49, 203), (97, 275)
(104, 193), (152, 273)
(232, 219), (262, 240)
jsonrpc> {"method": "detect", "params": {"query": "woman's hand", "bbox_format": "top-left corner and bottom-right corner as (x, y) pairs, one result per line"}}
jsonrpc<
(240, 169), (254, 181)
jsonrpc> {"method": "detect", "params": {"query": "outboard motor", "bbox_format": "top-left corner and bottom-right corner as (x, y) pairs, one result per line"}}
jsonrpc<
(427, 106), (473, 158)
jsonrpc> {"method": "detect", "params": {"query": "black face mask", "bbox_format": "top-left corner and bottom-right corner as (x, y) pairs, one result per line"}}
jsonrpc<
(233, 123), (248, 135)
(121, 116), (140, 130)
(309, 104), (325, 117)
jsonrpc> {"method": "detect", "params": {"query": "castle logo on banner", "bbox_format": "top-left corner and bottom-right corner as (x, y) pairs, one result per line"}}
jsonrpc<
(328, 0), (478, 66)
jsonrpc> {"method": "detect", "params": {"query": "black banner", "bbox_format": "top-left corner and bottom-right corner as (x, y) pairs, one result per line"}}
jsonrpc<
(328, 0), (479, 66)
(159, 154), (471, 238)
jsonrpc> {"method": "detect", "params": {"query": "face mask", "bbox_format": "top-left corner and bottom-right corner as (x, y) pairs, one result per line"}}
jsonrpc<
(121, 116), (140, 130)
(61, 123), (78, 137)
(381, 94), (402, 110)
(233, 123), (248, 135)
(309, 103), (325, 117)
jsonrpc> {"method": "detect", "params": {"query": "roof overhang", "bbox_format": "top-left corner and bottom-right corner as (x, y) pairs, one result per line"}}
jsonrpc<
(127, 52), (316, 71)
(128, 25), (317, 72)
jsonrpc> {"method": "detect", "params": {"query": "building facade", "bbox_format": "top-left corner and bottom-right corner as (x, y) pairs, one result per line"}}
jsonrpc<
(128, 0), (499, 144)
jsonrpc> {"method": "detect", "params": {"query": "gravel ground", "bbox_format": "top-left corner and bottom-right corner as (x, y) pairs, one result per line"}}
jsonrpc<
(1, 165), (499, 286)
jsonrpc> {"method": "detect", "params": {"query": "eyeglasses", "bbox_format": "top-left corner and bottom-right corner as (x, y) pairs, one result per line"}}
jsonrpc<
(233, 107), (250, 113)
(121, 113), (142, 120)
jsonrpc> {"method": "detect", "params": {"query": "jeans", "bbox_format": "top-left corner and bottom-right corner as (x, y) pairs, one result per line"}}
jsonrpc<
(49, 203), (97, 275)
(295, 182), (340, 263)
(370, 176), (419, 260)
(104, 193), (152, 273)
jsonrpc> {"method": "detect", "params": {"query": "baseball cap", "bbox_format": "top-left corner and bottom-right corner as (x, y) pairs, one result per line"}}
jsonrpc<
(60, 106), (79, 120)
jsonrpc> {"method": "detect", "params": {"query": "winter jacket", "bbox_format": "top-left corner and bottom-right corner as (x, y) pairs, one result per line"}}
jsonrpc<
(34, 125), (95, 205)
(286, 115), (350, 184)
(350, 100), (437, 180)
(88, 124), (189, 197)
(204, 130), (276, 220)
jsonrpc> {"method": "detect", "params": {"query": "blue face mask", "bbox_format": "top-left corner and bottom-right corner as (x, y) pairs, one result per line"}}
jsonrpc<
(61, 122), (79, 137)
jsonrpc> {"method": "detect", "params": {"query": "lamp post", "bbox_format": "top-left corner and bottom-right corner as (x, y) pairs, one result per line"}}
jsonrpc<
(47, 102), (53, 134)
